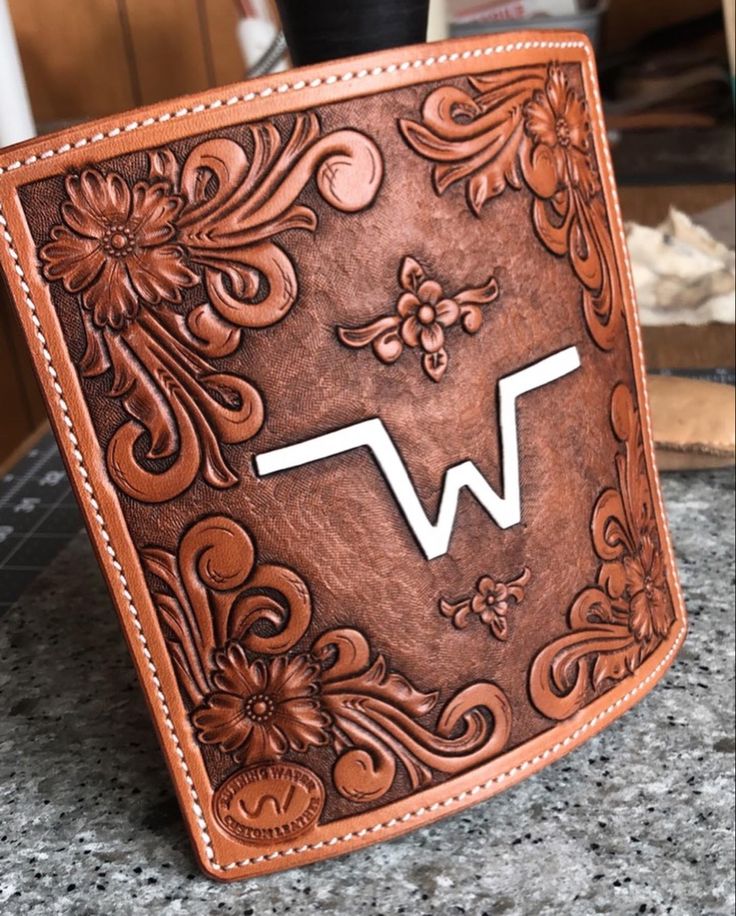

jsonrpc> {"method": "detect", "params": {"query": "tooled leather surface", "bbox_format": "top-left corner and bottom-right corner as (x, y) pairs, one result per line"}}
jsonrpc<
(399, 63), (624, 350)
(35, 115), (383, 502)
(337, 254), (500, 382)
(1, 44), (684, 878)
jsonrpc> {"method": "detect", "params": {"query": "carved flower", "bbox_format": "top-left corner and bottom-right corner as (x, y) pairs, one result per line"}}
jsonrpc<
(192, 643), (331, 764)
(624, 531), (670, 644)
(39, 169), (197, 330)
(440, 567), (529, 640)
(529, 386), (676, 723)
(338, 256), (498, 383)
(399, 65), (622, 350)
(37, 122), (383, 504)
(398, 263), (459, 355)
(524, 65), (598, 201)
(470, 577), (512, 636)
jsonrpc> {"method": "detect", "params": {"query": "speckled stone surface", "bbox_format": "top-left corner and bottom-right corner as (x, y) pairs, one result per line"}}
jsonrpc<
(0, 470), (733, 916)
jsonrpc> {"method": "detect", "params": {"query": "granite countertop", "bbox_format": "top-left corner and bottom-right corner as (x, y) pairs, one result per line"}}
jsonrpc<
(0, 470), (733, 916)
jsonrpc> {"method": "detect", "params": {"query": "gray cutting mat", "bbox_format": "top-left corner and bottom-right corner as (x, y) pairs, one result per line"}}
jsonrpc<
(0, 432), (82, 614)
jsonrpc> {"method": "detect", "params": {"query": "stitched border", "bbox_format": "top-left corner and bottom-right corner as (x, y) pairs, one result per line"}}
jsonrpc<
(0, 38), (686, 874)
(0, 38), (586, 175)
(222, 624), (687, 870)
(0, 208), (216, 860)
(583, 43), (687, 622)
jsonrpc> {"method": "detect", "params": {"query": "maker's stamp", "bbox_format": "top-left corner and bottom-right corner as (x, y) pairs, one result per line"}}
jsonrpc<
(214, 763), (325, 845)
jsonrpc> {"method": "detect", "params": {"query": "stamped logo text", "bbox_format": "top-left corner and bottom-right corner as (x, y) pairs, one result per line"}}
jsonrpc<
(214, 763), (325, 845)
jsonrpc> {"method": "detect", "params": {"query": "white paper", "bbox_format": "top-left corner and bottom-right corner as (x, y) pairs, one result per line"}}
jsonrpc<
(627, 208), (736, 327)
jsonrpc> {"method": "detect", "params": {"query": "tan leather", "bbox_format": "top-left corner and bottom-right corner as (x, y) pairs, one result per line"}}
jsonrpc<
(648, 374), (736, 469)
(0, 31), (686, 881)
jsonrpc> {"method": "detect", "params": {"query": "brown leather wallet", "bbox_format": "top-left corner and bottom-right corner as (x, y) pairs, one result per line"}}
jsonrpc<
(0, 31), (686, 881)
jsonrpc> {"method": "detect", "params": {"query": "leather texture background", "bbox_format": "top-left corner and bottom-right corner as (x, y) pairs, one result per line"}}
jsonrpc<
(0, 32), (686, 881)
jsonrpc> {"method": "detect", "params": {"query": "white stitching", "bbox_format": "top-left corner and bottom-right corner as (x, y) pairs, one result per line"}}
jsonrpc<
(0, 204), (217, 864)
(0, 39), (588, 175)
(0, 38), (685, 874)
(216, 622), (686, 872)
(580, 44), (687, 619)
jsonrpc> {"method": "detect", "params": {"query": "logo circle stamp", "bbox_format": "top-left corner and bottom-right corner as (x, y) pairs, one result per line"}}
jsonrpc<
(213, 763), (325, 845)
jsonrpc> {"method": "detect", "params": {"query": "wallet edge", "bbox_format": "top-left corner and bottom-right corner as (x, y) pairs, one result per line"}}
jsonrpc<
(0, 31), (687, 881)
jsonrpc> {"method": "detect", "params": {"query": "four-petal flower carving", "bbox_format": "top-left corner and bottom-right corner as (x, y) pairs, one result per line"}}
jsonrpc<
(338, 256), (499, 382)
(398, 272), (459, 357)
(399, 62), (624, 350)
(144, 515), (513, 804)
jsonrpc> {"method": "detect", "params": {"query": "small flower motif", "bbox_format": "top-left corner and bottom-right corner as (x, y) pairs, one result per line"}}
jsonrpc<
(397, 274), (459, 353)
(338, 256), (498, 382)
(624, 531), (670, 644)
(192, 643), (331, 765)
(40, 169), (197, 330)
(470, 577), (513, 639)
(440, 567), (530, 640)
(524, 64), (598, 201)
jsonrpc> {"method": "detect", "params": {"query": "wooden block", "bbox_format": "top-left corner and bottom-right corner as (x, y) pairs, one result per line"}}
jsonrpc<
(648, 374), (735, 469)
(618, 184), (735, 229)
(642, 324), (736, 371)
(125, 0), (210, 103)
(9, 0), (136, 122)
(203, 0), (246, 87)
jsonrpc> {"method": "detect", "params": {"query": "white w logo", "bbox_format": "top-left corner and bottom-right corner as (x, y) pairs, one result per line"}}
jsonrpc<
(255, 347), (580, 560)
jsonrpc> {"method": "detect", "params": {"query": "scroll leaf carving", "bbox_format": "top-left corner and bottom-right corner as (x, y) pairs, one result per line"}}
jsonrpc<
(143, 516), (512, 804)
(313, 628), (512, 801)
(40, 114), (383, 501)
(141, 516), (312, 706)
(338, 255), (499, 382)
(399, 64), (624, 350)
(529, 385), (675, 720)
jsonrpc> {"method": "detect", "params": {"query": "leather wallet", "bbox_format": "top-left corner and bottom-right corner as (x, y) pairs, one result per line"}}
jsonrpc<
(0, 31), (686, 881)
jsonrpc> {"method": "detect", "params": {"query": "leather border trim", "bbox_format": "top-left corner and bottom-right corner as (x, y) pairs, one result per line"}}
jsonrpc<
(0, 31), (686, 880)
